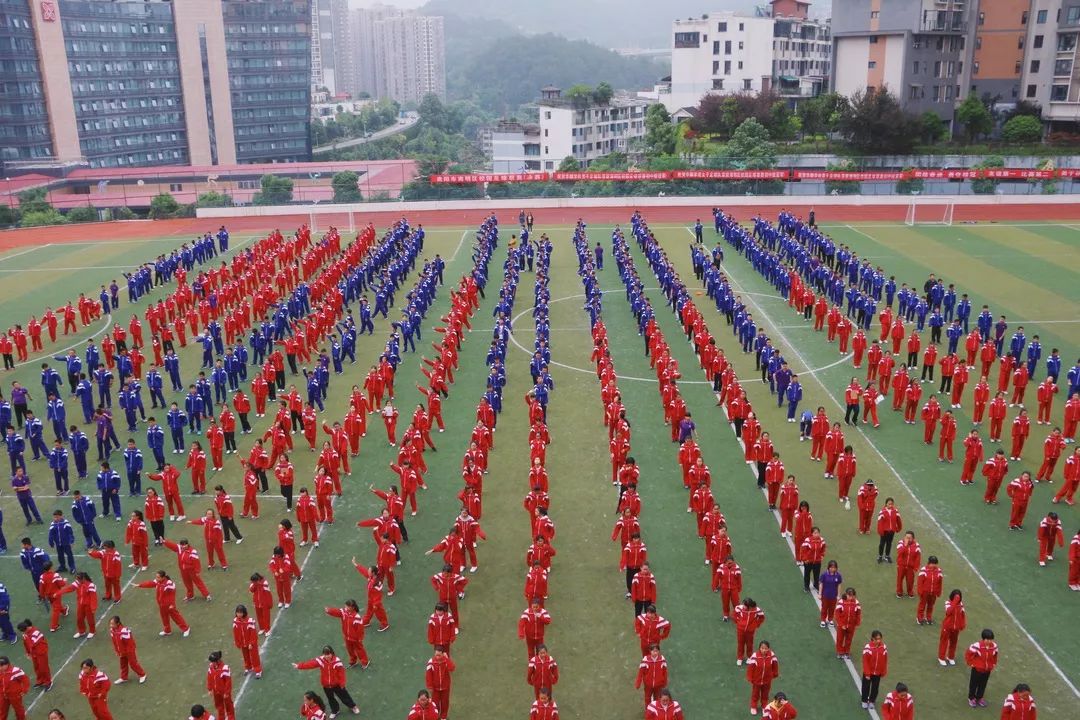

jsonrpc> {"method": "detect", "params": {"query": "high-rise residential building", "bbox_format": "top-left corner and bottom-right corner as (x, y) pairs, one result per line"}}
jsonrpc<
(0, 0), (311, 172)
(351, 3), (402, 97)
(537, 87), (651, 170)
(969, 0), (1029, 103)
(1021, 1), (1080, 127)
(374, 13), (446, 104)
(832, 0), (974, 119)
(311, 0), (354, 95)
(664, 1), (831, 113)
(480, 120), (542, 173)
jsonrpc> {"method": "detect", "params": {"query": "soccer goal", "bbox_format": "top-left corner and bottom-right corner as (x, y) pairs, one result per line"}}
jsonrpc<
(904, 200), (955, 226)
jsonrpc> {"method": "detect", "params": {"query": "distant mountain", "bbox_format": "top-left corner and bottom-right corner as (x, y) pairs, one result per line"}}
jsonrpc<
(424, 0), (814, 48)
(440, 12), (664, 113)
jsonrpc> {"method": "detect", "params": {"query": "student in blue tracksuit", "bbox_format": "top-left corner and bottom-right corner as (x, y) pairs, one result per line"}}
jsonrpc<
(164, 351), (183, 392)
(94, 364), (114, 408)
(96, 462), (122, 520)
(1009, 327), (1027, 364)
(119, 388), (138, 433)
(85, 341), (100, 375)
(184, 387), (205, 433)
(40, 363), (62, 398)
(122, 439), (143, 496)
(19, 539), (50, 592)
(47, 510), (76, 573)
(1025, 336), (1042, 378)
(55, 351), (82, 393)
(22, 412), (47, 461)
(75, 374), (95, 424)
(1068, 361), (1080, 399)
(0, 510), (5, 555)
(1046, 350), (1062, 384)
(167, 403), (187, 453)
(0, 582), (16, 642)
(69, 426), (90, 479)
(956, 294), (971, 333)
(211, 361), (228, 405)
(47, 439), (69, 495)
(786, 377), (804, 421)
(146, 366), (166, 409)
(5, 426), (26, 475)
(71, 490), (100, 548)
(146, 419), (166, 470)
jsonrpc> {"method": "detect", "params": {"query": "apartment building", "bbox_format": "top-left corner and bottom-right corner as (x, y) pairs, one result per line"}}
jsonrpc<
(0, 0), (311, 171)
(537, 87), (651, 170)
(665, 1), (831, 112)
(1021, 1), (1080, 127)
(311, 0), (355, 96)
(480, 120), (542, 173)
(373, 13), (446, 104)
(832, 0), (974, 118)
(969, 0), (1029, 102)
(351, 3), (402, 98)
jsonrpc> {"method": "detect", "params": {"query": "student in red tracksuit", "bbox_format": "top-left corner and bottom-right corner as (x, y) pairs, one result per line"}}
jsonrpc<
(247, 572), (273, 635)
(186, 443), (208, 494)
(161, 538), (211, 601)
(938, 410), (958, 462)
(108, 616), (147, 684)
(293, 646), (360, 717)
(352, 559), (389, 631)
(78, 659), (113, 720)
(189, 510), (228, 570)
(921, 396), (941, 444)
(148, 463), (185, 520)
(834, 588), (861, 659)
(1037, 511), (1064, 566)
(431, 564), (468, 624)
(988, 392), (1008, 442)
(1036, 378), (1058, 424)
(38, 564), (69, 633)
(1010, 410), (1031, 460)
(1053, 447), (1080, 505)
(916, 556), (943, 624)
(881, 683), (914, 720)
(424, 647), (455, 720)
(1007, 472), (1035, 529)
(860, 630), (888, 710)
(232, 605), (261, 678)
(88, 540), (124, 601)
(518, 599), (552, 660)
(70, 572), (99, 638)
(938, 589), (966, 666)
(716, 556), (742, 620)
(856, 479), (878, 535)
(427, 603), (458, 655)
(877, 499), (902, 563)
(135, 570), (189, 636)
(1000, 684), (1037, 720)
(965, 629), (998, 707)
(982, 450), (1010, 504)
(296, 487), (320, 546)
(325, 600), (368, 668)
(206, 651), (235, 720)
(530, 688), (560, 720)
(268, 546), (297, 608)
(1069, 530), (1080, 591)
(0, 656), (30, 720)
(777, 477), (799, 538)
(17, 620), (51, 688)
(635, 645), (668, 706)
(634, 606), (671, 657)
(1036, 428), (1067, 482)
(527, 645), (559, 700)
(746, 640), (779, 715)
(971, 377), (990, 423)
(895, 531), (921, 596)
(835, 446), (857, 504)
(408, 690), (440, 720)
(733, 598), (765, 665)
(861, 384), (880, 427)
(960, 430), (984, 484)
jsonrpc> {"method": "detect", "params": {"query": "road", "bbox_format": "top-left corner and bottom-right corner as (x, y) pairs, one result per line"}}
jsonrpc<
(312, 111), (419, 154)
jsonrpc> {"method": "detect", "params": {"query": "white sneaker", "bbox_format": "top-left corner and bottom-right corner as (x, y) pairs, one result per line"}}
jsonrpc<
(159, 631), (169, 636)
(938, 659), (947, 666)
(168, 516), (175, 522)
(87, 633), (94, 639)
(736, 659), (743, 666)
(176, 515), (186, 521)
(73, 633), (83, 639)
(314, 542), (320, 548)
(284, 603), (291, 608)
(114, 678), (127, 685)
(235, 538), (243, 545)
(140, 675), (148, 683)
(182, 629), (190, 637)
(470, 566), (477, 573)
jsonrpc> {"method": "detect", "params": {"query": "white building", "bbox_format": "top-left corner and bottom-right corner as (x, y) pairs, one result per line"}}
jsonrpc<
(481, 121), (542, 173)
(665, 1), (832, 112)
(1021, 0), (1080, 127)
(537, 87), (652, 170)
(351, 3), (404, 98)
(311, 0), (355, 96)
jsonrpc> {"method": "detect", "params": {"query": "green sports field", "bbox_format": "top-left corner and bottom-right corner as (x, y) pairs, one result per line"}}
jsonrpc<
(0, 216), (1077, 720)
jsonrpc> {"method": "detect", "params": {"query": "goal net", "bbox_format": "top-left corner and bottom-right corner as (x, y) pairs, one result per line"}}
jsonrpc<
(904, 200), (954, 227)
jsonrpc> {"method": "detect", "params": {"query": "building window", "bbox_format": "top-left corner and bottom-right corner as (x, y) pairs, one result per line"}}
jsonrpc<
(725, 40), (732, 54)
(1059, 33), (1078, 52)
(1022, 10), (1029, 25)
(978, 12), (985, 26)
(169, 183), (183, 192)
(738, 61), (743, 69)
(1069, 7), (1080, 24)
(1055, 58), (1073, 75)
(738, 41), (744, 49)
(1051, 84), (1069, 101)
(974, 36), (981, 49)
(674, 32), (700, 48)
(1031, 60), (1041, 73)
(713, 60), (720, 73)
(718, 21), (727, 32)
(870, 10), (879, 19)
(1026, 84), (1037, 98)
(713, 40), (720, 54)
(724, 60), (731, 74)
(913, 60), (920, 74)
(743, 79), (752, 90)
(1019, 36), (1025, 49)
(869, 35), (878, 44)
(868, 61), (877, 69)
(712, 79), (724, 90)
(739, 23), (744, 31)
(909, 85), (920, 100)
(1037, 10), (1048, 23)
(1034, 35), (1044, 48)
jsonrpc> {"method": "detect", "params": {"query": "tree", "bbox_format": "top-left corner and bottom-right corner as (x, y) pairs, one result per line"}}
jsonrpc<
(557, 156), (581, 172)
(919, 111), (948, 145)
(196, 191), (233, 208)
(1005, 100), (1042, 121)
(148, 192), (181, 219)
(331, 171), (363, 203)
(644, 104), (677, 156)
(18, 187), (52, 215)
(66, 206), (98, 223)
(719, 118), (777, 169)
(0, 205), (18, 227)
(895, 167), (925, 195)
(971, 155), (1005, 195)
(956, 94), (993, 142)
(592, 82), (614, 106)
(252, 175), (294, 206)
(565, 84), (594, 109)
(837, 87), (918, 154)
(824, 161), (861, 195)
(1001, 115), (1042, 144)
(798, 92), (846, 137)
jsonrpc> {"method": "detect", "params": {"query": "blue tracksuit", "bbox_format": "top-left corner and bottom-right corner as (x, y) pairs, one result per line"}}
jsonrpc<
(71, 495), (101, 548)
(97, 469), (122, 519)
(48, 518), (76, 571)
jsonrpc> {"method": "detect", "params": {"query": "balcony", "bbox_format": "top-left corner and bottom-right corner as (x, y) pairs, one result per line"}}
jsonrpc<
(919, 17), (967, 34)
